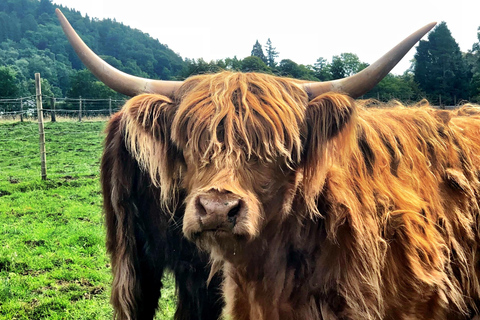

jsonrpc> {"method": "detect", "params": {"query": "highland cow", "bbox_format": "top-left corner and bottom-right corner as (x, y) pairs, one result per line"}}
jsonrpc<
(57, 8), (480, 320)
(119, 75), (480, 320)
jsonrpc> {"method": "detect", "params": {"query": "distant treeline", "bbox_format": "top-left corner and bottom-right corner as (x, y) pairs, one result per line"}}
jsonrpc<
(0, 0), (479, 105)
(0, 0), (183, 100)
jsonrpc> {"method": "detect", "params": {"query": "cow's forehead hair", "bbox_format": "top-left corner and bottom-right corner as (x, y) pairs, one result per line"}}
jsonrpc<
(172, 71), (309, 166)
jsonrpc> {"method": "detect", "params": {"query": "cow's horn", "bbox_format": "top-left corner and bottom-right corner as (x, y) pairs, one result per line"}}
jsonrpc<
(55, 8), (183, 97)
(304, 22), (436, 99)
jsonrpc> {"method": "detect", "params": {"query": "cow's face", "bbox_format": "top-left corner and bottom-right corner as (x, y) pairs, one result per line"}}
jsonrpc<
(168, 73), (356, 259)
(122, 72), (356, 261)
(170, 73), (308, 258)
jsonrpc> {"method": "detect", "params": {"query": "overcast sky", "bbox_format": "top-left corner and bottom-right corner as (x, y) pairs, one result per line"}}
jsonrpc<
(51, 0), (479, 75)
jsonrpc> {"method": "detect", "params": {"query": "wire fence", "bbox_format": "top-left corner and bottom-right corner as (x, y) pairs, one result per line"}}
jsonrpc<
(0, 114), (108, 187)
(0, 76), (125, 187)
(0, 96), (127, 121)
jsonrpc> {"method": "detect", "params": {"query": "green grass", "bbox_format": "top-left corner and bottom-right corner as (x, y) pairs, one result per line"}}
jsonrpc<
(0, 120), (176, 319)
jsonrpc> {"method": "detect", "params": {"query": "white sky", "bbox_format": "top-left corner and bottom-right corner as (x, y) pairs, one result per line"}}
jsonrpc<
(52, 0), (480, 75)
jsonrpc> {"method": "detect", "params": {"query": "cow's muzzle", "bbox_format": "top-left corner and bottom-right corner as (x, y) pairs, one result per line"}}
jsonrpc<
(194, 191), (246, 232)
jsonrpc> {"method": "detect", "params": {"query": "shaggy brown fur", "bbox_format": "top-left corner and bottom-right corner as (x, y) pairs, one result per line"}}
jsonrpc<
(110, 71), (480, 320)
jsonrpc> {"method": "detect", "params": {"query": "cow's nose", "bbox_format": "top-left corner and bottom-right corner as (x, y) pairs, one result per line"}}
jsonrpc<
(197, 194), (242, 225)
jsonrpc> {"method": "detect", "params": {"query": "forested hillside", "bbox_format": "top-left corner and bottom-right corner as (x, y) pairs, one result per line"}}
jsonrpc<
(0, 0), (479, 105)
(0, 0), (184, 98)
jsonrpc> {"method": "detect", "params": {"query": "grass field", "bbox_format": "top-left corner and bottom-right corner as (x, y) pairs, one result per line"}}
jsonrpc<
(0, 120), (176, 319)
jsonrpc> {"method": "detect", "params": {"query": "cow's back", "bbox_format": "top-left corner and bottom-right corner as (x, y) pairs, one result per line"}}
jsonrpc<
(323, 104), (480, 319)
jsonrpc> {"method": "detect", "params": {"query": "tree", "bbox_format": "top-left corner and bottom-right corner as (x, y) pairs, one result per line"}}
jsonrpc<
(251, 40), (267, 64)
(68, 69), (117, 99)
(180, 58), (223, 78)
(0, 65), (18, 97)
(363, 73), (419, 102)
(414, 22), (470, 106)
(225, 56), (242, 71)
(37, 0), (55, 17)
(313, 57), (332, 81)
(265, 38), (279, 68)
(277, 59), (316, 80)
(278, 59), (301, 78)
(330, 55), (346, 79)
(26, 76), (59, 98)
(467, 26), (480, 102)
(240, 56), (270, 73)
(21, 13), (38, 34)
(330, 53), (363, 79)
(0, 12), (21, 42)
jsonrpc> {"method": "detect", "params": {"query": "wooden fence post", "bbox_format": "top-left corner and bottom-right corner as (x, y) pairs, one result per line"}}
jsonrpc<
(20, 97), (24, 122)
(50, 97), (56, 122)
(35, 73), (47, 180)
(78, 96), (82, 122)
(109, 97), (112, 116)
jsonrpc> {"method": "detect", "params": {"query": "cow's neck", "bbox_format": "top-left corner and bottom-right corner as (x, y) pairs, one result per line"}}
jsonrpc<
(221, 201), (330, 320)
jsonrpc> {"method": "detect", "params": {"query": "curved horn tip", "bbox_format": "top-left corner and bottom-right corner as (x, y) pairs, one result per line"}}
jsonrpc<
(55, 8), (65, 20)
(425, 22), (437, 30)
(304, 22), (437, 100)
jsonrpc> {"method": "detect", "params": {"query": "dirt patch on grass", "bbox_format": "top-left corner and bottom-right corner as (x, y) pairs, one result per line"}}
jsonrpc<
(54, 278), (106, 301)
(9, 177), (20, 184)
(0, 258), (29, 273)
(28, 300), (69, 318)
(0, 190), (11, 197)
(21, 269), (48, 277)
(24, 240), (46, 247)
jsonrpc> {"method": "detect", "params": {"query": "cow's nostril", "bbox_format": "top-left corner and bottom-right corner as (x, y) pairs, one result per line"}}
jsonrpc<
(196, 198), (208, 217)
(226, 202), (242, 226)
(227, 202), (241, 218)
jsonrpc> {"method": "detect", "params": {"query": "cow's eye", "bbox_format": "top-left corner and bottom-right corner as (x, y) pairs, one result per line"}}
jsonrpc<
(258, 179), (274, 192)
(260, 183), (270, 191)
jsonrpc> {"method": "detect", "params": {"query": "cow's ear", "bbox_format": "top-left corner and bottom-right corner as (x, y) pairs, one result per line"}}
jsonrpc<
(121, 94), (183, 208)
(302, 93), (357, 210)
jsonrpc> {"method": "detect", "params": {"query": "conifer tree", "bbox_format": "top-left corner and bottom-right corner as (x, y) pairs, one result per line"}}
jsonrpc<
(468, 26), (480, 102)
(251, 40), (267, 64)
(265, 38), (279, 68)
(414, 22), (469, 105)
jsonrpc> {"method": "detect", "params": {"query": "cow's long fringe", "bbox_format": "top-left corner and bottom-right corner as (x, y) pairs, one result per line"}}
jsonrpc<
(172, 72), (308, 169)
